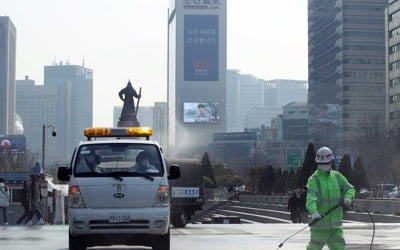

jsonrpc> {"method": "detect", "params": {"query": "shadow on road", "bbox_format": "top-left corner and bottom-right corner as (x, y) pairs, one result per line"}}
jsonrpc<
(86, 248), (151, 250)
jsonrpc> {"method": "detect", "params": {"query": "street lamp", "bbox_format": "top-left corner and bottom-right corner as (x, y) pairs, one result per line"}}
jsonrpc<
(42, 124), (56, 174)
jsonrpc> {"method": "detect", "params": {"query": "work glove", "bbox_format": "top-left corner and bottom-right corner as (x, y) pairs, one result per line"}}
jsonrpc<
(310, 212), (321, 220)
(340, 197), (353, 209)
(343, 198), (352, 209)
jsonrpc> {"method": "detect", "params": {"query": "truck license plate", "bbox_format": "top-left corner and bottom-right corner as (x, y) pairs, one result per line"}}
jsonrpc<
(109, 213), (130, 223)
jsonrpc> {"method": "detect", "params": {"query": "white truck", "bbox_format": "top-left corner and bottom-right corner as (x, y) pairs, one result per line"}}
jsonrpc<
(58, 127), (180, 250)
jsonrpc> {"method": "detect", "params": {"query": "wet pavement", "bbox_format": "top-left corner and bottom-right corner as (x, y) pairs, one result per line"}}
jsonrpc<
(0, 222), (399, 249)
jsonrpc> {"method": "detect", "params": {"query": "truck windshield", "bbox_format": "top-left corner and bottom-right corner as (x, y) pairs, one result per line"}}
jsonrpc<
(74, 143), (163, 177)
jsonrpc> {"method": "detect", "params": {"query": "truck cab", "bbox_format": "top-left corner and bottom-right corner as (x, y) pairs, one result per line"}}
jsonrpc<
(58, 127), (180, 250)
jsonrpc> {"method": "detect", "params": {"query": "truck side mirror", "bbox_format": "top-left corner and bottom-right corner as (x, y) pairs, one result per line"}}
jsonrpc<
(58, 166), (70, 182)
(168, 165), (180, 180)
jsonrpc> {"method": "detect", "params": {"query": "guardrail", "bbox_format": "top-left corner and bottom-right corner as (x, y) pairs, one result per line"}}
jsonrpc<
(238, 195), (400, 215)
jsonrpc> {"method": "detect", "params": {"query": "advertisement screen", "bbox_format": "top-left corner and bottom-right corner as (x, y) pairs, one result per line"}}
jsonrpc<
(184, 15), (219, 81)
(0, 135), (26, 154)
(184, 103), (220, 123)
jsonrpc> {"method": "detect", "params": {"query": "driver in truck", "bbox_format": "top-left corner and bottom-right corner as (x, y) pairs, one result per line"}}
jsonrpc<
(76, 149), (101, 173)
(132, 151), (159, 173)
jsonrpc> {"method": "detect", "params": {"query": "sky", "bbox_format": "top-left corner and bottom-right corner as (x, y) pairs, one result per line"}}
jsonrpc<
(2, 0), (308, 127)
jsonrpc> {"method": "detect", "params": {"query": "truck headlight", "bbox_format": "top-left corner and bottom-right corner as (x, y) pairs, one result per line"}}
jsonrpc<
(153, 185), (169, 207)
(68, 186), (86, 208)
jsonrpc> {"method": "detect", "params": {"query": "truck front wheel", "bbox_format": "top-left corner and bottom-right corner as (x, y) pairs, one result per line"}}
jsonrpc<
(171, 207), (188, 227)
(69, 231), (86, 250)
(152, 229), (170, 250)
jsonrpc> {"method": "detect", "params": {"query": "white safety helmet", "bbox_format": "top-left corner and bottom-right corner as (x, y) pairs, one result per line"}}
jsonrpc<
(315, 147), (334, 163)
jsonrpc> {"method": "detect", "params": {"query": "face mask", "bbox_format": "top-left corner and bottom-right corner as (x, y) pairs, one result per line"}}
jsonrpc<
(318, 164), (331, 172)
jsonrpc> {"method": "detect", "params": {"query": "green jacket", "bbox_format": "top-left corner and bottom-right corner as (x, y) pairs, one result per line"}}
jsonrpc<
(306, 169), (355, 230)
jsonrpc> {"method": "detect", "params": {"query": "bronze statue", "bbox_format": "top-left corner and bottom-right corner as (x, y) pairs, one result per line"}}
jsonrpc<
(117, 80), (142, 127)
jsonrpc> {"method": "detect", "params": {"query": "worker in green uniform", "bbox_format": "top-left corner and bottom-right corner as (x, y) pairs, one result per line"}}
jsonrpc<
(306, 147), (355, 250)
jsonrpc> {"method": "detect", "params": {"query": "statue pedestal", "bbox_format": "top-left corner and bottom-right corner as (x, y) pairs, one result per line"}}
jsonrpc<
(118, 120), (140, 127)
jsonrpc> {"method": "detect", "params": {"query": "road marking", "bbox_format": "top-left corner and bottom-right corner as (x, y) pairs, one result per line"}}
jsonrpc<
(343, 220), (358, 223)
(217, 209), (292, 223)
(240, 218), (260, 224)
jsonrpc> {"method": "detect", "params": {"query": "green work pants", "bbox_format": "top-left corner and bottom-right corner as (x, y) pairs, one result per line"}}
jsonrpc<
(307, 228), (345, 250)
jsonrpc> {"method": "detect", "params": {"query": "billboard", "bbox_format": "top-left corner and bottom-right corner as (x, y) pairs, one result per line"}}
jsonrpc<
(184, 15), (219, 81)
(184, 102), (220, 123)
(0, 135), (26, 154)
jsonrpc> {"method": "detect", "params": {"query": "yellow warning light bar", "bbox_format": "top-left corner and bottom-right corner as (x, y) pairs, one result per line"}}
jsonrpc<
(126, 127), (153, 136)
(84, 127), (153, 140)
(84, 127), (111, 137)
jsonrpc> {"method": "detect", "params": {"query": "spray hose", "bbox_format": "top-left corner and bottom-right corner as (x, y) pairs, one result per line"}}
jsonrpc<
(277, 202), (375, 250)
(277, 203), (341, 249)
(352, 203), (375, 250)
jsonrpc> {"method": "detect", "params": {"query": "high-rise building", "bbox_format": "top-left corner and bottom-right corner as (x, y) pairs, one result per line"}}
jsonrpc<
(245, 107), (282, 129)
(265, 79), (308, 108)
(282, 102), (308, 142)
(113, 106), (121, 128)
(44, 63), (93, 161)
(239, 74), (267, 129)
(386, 0), (400, 133)
(0, 17), (16, 135)
(226, 70), (241, 132)
(168, 0), (227, 157)
(271, 114), (283, 141)
(227, 70), (307, 132)
(137, 106), (154, 127)
(16, 76), (59, 162)
(153, 102), (168, 150)
(308, 0), (387, 153)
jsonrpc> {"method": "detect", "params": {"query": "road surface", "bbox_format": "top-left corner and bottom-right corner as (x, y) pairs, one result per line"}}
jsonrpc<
(0, 223), (399, 249)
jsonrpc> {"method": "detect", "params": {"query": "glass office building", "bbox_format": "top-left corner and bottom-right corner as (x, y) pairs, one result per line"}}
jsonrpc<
(0, 17), (16, 135)
(168, 0), (227, 157)
(309, 0), (387, 153)
(386, 0), (400, 133)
